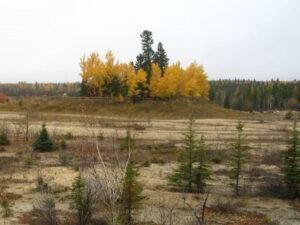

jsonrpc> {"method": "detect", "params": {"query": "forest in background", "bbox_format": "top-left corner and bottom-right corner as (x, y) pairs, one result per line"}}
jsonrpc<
(0, 79), (299, 111)
(210, 79), (300, 111)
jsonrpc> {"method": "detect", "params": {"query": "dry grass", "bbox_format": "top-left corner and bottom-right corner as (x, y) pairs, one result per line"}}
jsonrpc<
(0, 97), (252, 119)
(0, 107), (299, 225)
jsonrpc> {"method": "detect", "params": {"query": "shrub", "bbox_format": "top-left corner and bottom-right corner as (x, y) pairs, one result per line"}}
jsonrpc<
(37, 175), (49, 192)
(33, 123), (54, 152)
(17, 150), (23, 155)
(18, 99), (23, 107)
(0, 199), (12, 217)
(142, 160), (151, 167)
(257, 175), (287, 198)
(60, 139), (67, 149)
(150, 157), (165, 164)
(261, 151), (281, 166)
(65, 132), (73, 140)
(59, 151), (74, 166)
(211, 156), (222, 164)
(25, 157), (34, 167)
(285, 111), (293, 120)
(0, 92), (9, 104)
(0, 131), (10, 146)
(32, 195), (59, 225)
(209, 198), (243, 214)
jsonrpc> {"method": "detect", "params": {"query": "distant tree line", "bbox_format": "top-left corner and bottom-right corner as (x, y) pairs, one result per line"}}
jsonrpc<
(0, 82), (81, 97)
(209, 79), (300, 111)
(1, 79), (299, 113)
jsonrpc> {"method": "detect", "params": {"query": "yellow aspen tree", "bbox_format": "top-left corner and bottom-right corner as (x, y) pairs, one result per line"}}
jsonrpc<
(80, 52), (105, 95)
(126, 66), (148, 98)
(149, 63), (163, 97)
(104, 50), (119, 83)
(161, 62), (184, 98)
(180, 63), (209, 98)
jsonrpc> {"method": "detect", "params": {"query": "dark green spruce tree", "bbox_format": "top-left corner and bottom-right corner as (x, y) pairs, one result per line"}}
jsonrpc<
(119, 162), (146, 225)
(229, 121), (246, 196)
(193, 135), (212, 193)
(153, 42), (169, 75)
(135, 30), (154, 84)
(281, 120), (299, 198)
(168, 117), (196, 191)
(0, 130), (10, 146)
(80, 79), (88, 96)
(33, 123), (54, 151)
(71, 173), (91, 225)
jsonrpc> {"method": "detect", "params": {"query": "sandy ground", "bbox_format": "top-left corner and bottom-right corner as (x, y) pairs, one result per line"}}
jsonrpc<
(0, 111), (299, 225)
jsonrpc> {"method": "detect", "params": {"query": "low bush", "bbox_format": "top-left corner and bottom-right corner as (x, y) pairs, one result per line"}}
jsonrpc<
(65, 132), (73, 140)
(261, 151), (282, 166)
(285, 111), (293, 120)
(142, 160), (151, 167)
(211, 156), (222, 164)
(25, 157), (34, 167)
(150, 157), (166, 164)
(32, 195), (59, 225)
(60, 139), (67, 149)
(0, 199), (12, 217)
(59, 151), (74, 166)
(256, 175), (287, 198)
(0, 131), (11, 146)
(37, 175), (49, 193)
(209, 197), (244, 214)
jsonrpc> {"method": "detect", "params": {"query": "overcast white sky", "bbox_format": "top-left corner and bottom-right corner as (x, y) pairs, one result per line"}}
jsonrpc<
(0, 0), (299, 83)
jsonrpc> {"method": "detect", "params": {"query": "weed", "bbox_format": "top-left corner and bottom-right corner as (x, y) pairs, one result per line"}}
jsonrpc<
(1, 199), (12, 217)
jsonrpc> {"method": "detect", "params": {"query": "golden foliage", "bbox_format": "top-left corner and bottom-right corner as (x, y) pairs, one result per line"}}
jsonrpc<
(126, 67), (148, 97)
(179, 62), (209, 98)
(80, 51), (209, 99)
(150, 62), (209, 98)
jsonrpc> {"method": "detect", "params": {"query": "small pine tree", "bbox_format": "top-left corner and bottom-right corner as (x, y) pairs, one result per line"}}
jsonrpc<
(33, 123), (54, 151)
(281, 120), (299, 198)
(193, 135), (212, 193)
(120, 130), (135, 151)
(0, 131), (10, 146)
(119, 162), (146, 225)
(168, 117), (196, 190)
(71, 173), (91, 225)
(229, 121), (246, 196)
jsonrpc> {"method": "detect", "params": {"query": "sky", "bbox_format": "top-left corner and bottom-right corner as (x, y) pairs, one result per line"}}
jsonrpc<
(0, 0), (299, 83)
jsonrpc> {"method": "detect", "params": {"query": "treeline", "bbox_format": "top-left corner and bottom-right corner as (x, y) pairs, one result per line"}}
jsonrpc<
(1, 79), (299, 113)
(0, 82), (81, 97)
(80, 30), (209, 101)
(210, 79), (300, 111)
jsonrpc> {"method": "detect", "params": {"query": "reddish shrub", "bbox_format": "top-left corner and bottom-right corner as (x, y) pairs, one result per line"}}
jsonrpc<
(0, 92), (9, 103)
